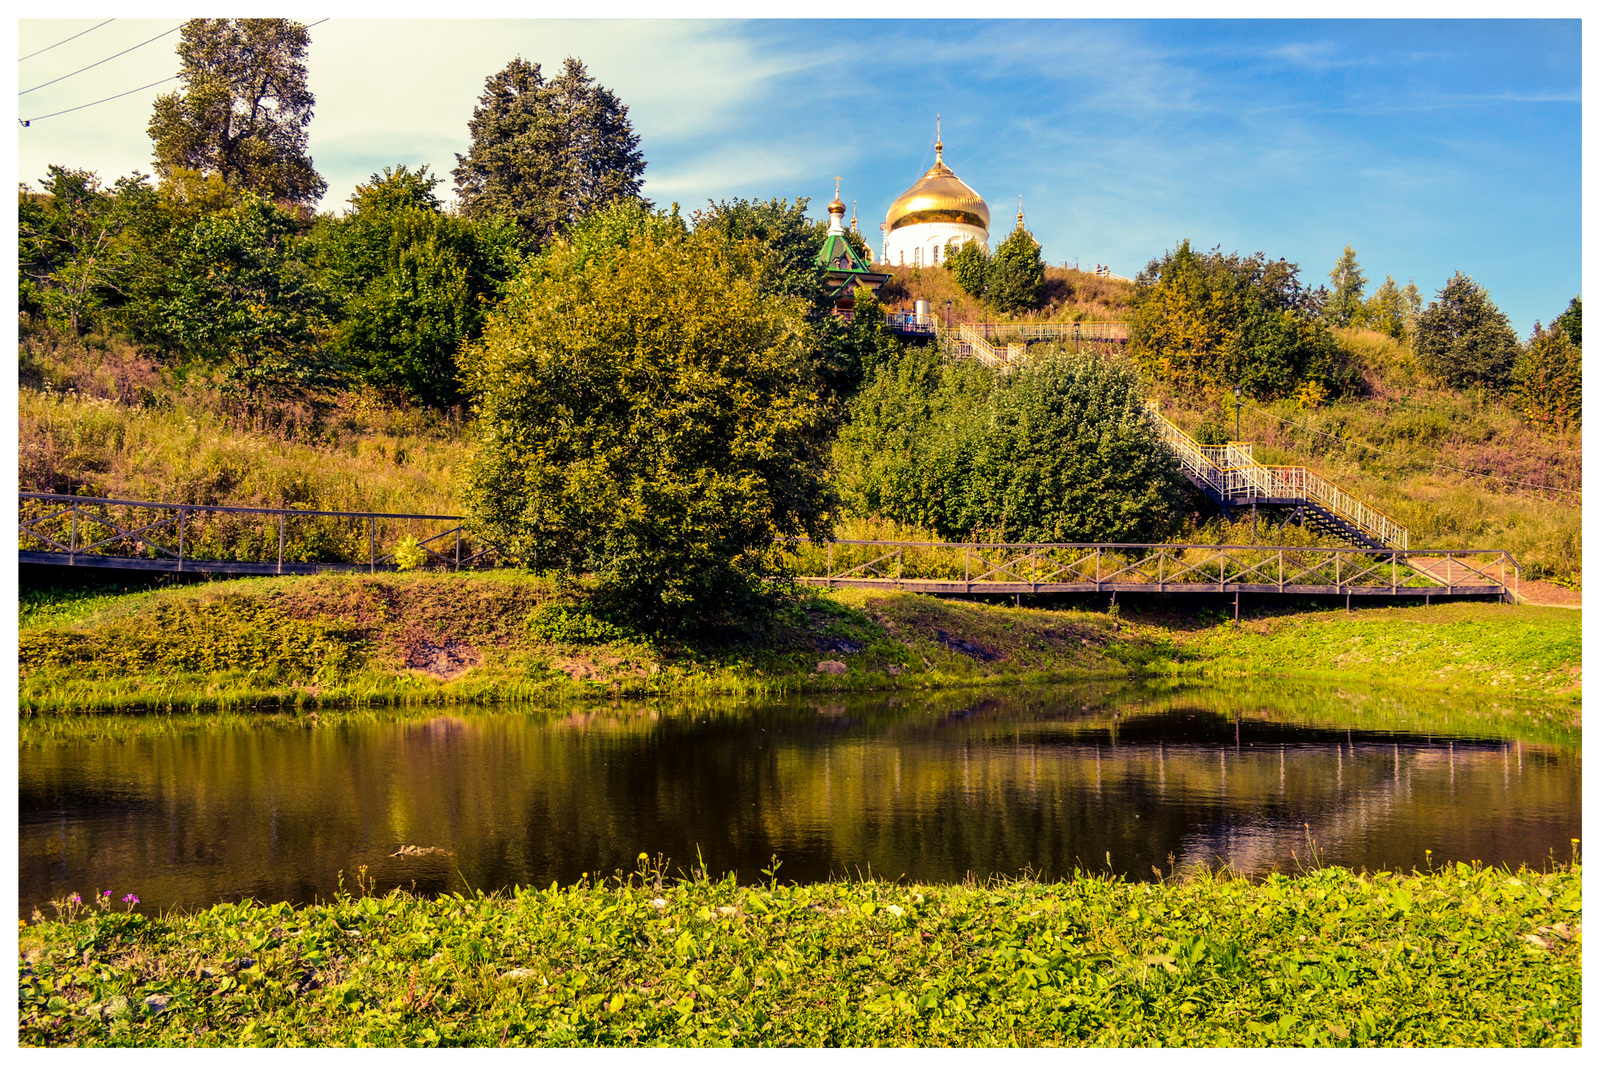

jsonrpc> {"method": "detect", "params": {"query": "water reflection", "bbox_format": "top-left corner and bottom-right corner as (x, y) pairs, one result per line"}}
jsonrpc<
(18, 682), (1580, 917)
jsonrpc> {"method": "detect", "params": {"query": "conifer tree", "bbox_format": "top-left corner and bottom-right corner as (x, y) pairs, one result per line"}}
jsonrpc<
(1552, 295), (1581, 347)
(1416, 272), (1520, 390)
(453, 56), (645, 246)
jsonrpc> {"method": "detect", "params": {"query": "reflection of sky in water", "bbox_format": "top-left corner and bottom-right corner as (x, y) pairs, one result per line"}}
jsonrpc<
(18, 691), (1580, 917)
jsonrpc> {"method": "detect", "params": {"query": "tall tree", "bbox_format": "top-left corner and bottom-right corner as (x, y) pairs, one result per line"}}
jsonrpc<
(1325, 244), (1367, 327)
(453, 56), (645, 246)
(988, 224), (1045, 314)
(314, 165), (523, 406)
(945, 238), (991, 301)
(1416, 272), (1520, 390)
(1552, 295), (1581, 347)
(1365, 274), (1406, 340)
(148, 19), (325, 205)
(1514, 323), (1581, 431)
(1400, 278), (1423, 347)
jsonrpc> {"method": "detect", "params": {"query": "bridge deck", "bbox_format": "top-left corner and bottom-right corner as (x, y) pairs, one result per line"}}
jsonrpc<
(800, 576), (1504, 599)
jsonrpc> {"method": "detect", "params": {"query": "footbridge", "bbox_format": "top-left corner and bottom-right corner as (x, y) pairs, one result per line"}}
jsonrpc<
(19, 493), (1502, 607)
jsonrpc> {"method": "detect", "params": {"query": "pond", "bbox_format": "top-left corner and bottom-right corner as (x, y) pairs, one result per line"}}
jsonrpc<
(18, 681), (1581, 918)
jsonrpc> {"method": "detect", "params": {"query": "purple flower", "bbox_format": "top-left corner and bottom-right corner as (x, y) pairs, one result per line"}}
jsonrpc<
(68, 893), (81, 904)
(102, 890), (112, 897)
(122, 894), (139, 905)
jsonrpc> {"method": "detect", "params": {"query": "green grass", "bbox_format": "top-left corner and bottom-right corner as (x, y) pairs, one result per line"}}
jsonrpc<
(17, 572), (1581, 718)
(18, 859), (1581, 1047)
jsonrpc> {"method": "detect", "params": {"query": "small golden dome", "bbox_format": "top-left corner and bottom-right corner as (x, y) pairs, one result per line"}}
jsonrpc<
(827, 176), (846, 217)
(884, 145), (990, 235)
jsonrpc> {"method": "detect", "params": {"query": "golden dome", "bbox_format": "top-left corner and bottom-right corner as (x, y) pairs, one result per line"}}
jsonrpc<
(884, 143), (990, 235)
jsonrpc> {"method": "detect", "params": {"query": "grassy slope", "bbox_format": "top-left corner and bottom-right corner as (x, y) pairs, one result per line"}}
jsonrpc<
(18, 573), (1581, 716)
(876, 264), (1132, 324)
(1152, 328), (1581, 583)
(19, 862), (1581, 1047)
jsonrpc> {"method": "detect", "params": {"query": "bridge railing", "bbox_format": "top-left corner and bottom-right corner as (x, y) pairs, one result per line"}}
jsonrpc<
(17, 492), (502, 573)
(787, 538), (1516, 598)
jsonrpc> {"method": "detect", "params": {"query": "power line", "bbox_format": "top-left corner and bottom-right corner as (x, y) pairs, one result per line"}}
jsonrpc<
(1246, 402), (1581, 500)
(20, 74), (179, 125)
(19, 23), (182, 97)
(18, 20), (330, 126)
(19, 19), (115, 62)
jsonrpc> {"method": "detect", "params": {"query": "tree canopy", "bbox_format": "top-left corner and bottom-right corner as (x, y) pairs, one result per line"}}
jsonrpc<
(314, 165), (523, 406)
(833, 347), (1190, 543)
(453, 56), (645, 246)
(460, 203), (836, 629)
(1552, 295), (1581, 347)
(1416, 272), (1520, 390)
(1514, 323), (1581, 431)
(988, 225), (1045, 314)
(147, 19), (325, 205)
(1325, 244), (1367, 327)
(1128, 240), (1351, 400)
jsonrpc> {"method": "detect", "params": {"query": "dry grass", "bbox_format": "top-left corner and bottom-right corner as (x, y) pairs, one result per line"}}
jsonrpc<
(876, 265), (1132, 324)
(1148, 328), (1582, 583)
(17, 323), (468, 516)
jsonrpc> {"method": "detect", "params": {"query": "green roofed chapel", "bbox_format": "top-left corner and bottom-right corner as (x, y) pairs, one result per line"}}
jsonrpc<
(816, 177), (888, 319)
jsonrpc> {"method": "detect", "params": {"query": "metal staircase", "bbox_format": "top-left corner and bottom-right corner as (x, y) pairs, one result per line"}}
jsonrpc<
(1145, 401), (1409, 550)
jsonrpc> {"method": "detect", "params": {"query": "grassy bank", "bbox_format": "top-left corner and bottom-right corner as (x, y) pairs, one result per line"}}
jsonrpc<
(17, 570), (1581, 715)
(18, 860), (1581, 1047)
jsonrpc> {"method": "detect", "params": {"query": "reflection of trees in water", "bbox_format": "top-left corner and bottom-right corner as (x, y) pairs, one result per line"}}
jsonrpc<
(17, 687), (1580, 917)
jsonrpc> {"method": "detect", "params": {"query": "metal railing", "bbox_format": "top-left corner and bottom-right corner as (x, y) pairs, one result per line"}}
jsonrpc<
(17, 492), (499, 573)
(791, 538), (1515, 599)
(965, 321), (1129, 343)
(1146, 403), (1410, 550)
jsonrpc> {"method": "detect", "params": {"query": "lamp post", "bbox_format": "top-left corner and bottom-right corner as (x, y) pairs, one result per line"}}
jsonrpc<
(1233, 383), (1243, 442)
(945, 299), (951, 333)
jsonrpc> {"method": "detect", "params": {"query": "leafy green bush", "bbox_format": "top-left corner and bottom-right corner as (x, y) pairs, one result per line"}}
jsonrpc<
(834, 347), (1190, 543)
(526, 601), (634, 645)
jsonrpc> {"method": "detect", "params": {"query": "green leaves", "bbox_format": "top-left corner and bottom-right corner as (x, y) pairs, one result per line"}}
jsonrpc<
(1416, 272), (1521, 392)
(834, 348), (1189, 543)
(461, 204), (836, 631)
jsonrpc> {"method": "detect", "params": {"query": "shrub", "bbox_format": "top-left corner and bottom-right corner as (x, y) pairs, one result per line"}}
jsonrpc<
(525, 601), (633, 644)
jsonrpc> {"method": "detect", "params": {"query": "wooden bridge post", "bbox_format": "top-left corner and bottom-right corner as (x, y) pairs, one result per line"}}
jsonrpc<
(964, 544), (971, 593)
(69, 506), (77, 563)
(456, 529), (462, 571)
(369, 516), (376, 573)
(277, 513), (286, 575)
(1392, 550), (1398, 593)
(178, 509), (186, 572)
(828, 542), (835, 588)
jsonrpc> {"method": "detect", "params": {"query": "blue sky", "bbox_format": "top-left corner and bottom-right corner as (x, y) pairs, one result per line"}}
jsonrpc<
(14, 16), (1582, 335)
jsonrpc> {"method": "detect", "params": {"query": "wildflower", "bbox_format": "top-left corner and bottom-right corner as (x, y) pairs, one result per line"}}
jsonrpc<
(123, 894), (140, 908)
(68, 893), (81, 905)
(651, 898), (667, 910)
(886, 905), (905, 917)
(638, 853), (649, 862)
(102, 890), (112, 897)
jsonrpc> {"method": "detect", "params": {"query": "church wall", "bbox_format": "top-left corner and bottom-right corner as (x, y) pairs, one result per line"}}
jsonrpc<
(882, 221), (989, 268)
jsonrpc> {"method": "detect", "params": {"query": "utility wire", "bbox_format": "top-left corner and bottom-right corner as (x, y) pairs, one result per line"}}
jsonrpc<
(19, 19), (115, 62)
(1246, 402), (1581, 499)
(20, 74), (178, 124)
(19, 20), (329, 126)
(19, 23), (182, 96)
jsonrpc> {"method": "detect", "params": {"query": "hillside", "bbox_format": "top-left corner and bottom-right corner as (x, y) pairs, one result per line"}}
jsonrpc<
(877, 264), (1132, 323)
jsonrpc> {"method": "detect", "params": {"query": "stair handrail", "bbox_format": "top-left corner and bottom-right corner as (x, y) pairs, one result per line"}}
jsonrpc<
(1144, 402), (1409, 550)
